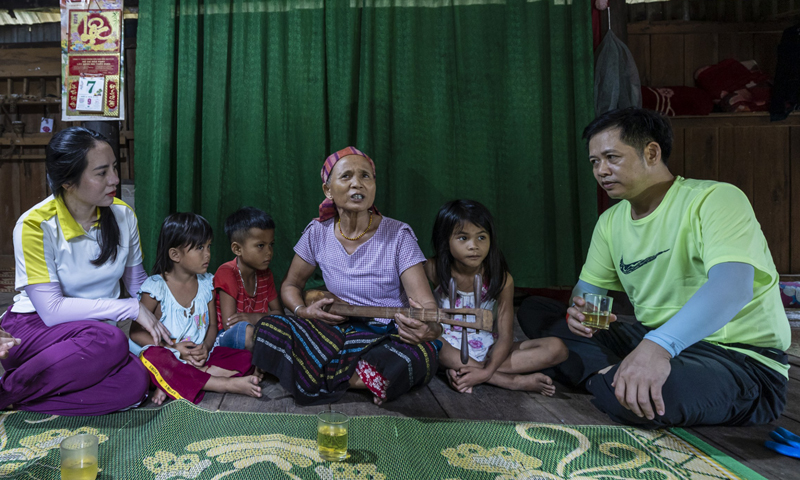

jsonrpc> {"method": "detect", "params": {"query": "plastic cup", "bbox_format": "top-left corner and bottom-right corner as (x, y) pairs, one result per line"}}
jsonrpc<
(60, 434), (98, 480)
(581, 293), (613, 330)
(317, 411), (349, 461)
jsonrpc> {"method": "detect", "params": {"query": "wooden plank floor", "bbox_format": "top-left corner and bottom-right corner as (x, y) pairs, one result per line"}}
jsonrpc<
(137, 323), (800, 480)
(1, 288), (796, 480)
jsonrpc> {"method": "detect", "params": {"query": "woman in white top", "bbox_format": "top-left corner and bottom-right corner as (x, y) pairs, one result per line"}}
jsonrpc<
(0, 127), (171, 415)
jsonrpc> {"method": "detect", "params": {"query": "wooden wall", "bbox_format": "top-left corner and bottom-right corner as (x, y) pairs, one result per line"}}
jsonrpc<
(628, 0), (800, 23)
(624, 19), (799, 273)
(627, 21), (786, 87)
(669, 114), (800, 274)
(0, 47), (136, 268)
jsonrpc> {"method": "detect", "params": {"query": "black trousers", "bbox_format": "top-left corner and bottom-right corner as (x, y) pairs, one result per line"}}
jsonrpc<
(518, 296), (788, 428)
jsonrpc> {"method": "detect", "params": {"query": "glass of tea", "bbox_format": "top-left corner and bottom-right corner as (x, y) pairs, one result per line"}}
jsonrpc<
(317, 410), (349, 462)
(581, 293), (613, 330)
(60, 433), (98, 480)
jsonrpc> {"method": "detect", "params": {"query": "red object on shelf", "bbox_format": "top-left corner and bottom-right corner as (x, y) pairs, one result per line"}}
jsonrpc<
(641, 86), (714, 116)
(695, 59), (770, 101)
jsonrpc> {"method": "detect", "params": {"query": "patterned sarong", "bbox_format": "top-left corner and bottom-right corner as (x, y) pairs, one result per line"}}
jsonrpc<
(251, 315), (439, 405)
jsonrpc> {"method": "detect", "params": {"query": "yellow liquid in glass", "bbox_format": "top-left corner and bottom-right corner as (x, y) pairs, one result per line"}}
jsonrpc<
(61, 456), (98, 480)
(582, 312), (611, 330)
(317, 424), (348, 461)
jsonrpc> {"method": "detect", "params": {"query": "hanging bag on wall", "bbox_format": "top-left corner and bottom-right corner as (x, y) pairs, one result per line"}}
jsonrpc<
(594, 30), (642, 115)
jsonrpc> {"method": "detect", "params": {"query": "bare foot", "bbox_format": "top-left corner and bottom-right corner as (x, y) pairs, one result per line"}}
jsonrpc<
(227, 375), (262, 398)
(253, 367), (266, 382)
(372, 395), (384, 406)
(446, 369), (474, 394)
(206, 365), (238, 378)
(515, 373), (556, 396)
(151, 388), (168, 405)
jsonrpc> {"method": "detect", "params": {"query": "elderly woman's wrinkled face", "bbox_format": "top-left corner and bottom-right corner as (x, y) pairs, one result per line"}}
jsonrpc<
(322, 155), (376, 214)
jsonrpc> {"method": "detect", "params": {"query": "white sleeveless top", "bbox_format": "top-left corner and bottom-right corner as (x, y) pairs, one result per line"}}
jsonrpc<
(130, 272), (214, 358)
(434, 284), (497, 362)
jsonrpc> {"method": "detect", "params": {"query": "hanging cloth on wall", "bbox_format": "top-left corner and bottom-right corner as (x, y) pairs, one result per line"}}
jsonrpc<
(594, 29), (642, 115)
(770, 23), (800, 122)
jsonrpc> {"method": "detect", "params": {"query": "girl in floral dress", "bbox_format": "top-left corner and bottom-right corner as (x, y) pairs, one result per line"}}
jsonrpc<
(425, 200), (568, 395)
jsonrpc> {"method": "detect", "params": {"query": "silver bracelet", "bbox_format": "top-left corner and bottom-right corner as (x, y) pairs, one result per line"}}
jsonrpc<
(293, 305), (303, 317)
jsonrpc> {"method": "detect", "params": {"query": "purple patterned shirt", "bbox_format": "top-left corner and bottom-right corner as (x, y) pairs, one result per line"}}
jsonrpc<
(294, 217), (427, 324)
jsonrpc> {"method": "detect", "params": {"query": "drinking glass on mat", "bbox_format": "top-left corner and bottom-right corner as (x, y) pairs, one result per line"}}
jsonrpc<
(317, 411), (349, 462)
(60, 433), (98, 480)
(581, 293), (613, 330)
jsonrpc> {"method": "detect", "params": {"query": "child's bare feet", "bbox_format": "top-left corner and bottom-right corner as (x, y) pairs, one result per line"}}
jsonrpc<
(515, 373), (556, 396)
(372, 395), (384, 405)
(446, 369), (474, 394)
(205, 365), (237, 377)
(151, 388), (168, 405)
(253, 366), (266, 381)
(228, 375), (262, 398)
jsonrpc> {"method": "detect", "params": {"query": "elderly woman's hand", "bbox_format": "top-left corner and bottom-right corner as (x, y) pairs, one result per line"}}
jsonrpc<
(0, 328), (20, 360)
(299, 298), (347, 325)
(394, 297), (443, 344)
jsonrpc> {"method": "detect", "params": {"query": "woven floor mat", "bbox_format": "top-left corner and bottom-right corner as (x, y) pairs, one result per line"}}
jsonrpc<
(0, 400), (764, 479)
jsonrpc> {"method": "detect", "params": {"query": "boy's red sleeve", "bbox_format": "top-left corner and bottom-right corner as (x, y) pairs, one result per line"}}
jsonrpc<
(214, 263), (239, 299)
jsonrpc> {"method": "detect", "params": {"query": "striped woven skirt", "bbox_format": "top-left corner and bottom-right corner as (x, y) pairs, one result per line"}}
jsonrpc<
(251, 315), (439, 406)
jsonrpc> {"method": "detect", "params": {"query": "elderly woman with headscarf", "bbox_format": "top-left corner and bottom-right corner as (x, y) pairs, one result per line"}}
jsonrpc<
(251, 147), (441, 405)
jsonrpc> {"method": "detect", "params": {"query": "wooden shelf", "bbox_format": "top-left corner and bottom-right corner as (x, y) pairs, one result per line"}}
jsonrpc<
(0, 131), (134, 146)
(669, 112), (800, 127)
(0, 98), (61, 105)
(0, 133), (53, 145)
(628, 21), (792, 35)
(0, 48), (61, 78)
(0, 154), (45, 161)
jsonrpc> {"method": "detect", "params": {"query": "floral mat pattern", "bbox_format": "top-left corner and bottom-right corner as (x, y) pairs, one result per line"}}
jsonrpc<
(0, 400), (764, 480)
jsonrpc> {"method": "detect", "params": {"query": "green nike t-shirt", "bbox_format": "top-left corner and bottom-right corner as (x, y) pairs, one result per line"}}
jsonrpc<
(580, 176), (791, 377)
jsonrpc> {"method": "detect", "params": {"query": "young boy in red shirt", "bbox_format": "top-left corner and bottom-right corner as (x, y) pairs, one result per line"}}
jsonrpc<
(215, 207), (282, 350)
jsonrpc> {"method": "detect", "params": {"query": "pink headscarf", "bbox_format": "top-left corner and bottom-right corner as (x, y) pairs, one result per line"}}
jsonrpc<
(316, 146), (381, 222)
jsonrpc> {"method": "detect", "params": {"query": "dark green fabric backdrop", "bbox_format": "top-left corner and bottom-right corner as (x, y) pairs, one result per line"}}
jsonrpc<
(135, 0), (596, 289)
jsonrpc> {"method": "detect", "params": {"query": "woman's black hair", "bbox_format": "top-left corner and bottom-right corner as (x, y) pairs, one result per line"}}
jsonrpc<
(151, 212), (214, 275)
(46, 126), (119, 267)
(431, 199), (509, 301)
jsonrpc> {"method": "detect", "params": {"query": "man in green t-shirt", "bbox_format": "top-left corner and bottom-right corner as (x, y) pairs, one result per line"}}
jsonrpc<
(518, 108), (790, 427)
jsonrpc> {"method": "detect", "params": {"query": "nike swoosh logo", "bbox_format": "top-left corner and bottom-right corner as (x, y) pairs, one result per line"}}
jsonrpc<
(619, 249), (670, 274)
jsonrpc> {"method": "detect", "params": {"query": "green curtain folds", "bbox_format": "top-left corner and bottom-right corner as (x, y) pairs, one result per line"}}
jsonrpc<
(135, 0), (596, 288)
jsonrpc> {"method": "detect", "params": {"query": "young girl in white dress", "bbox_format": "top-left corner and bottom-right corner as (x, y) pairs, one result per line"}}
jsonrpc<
(129, 213), (261, 405)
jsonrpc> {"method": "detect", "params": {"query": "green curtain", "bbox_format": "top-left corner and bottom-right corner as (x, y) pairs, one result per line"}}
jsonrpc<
(135, 0), (596, 289)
